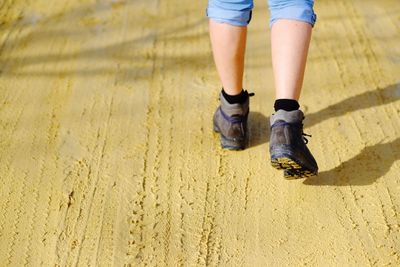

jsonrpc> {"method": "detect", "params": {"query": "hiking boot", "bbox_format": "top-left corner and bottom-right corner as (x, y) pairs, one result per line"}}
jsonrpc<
(213, 90), (253, 150)
(269, 109), (318, 179)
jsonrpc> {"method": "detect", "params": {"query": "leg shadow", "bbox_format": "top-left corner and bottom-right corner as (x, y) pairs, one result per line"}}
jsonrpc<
(306, 84), (400, 128)
(245, 84), (399, 151)
(248, 111), (270, 148)
(303, 138), (400, 186)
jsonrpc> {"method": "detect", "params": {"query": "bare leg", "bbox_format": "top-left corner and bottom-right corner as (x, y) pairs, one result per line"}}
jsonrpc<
(269, 19), (318, 178)
(209, 19), (247, 95)
(271, 19), (312, 100)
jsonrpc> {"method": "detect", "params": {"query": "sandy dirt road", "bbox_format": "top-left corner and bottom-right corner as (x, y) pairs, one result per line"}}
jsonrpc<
(0, 0), (399, 266)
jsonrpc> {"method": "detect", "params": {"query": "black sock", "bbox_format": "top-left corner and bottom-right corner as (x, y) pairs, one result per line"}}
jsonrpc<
(274, 99), (300, 112)
(222, 88), (248, 104)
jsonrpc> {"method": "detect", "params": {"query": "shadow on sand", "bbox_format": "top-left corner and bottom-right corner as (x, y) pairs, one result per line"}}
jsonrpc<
(248, 111), (270, 148)
(246, 84), (400, 186)
(303, 83), (400, 186)
(305, 84), (400, 128)
(0, 2), (211, 81)
(247, 83), (399, 150)
(304, 137), (400, 186)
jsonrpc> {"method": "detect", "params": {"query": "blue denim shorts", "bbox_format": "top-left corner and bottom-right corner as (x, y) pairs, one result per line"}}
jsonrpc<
(206, 0), (317, 27)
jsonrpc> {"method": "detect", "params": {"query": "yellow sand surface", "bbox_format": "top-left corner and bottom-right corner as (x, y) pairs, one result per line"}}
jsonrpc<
(0, 0), (400, 266)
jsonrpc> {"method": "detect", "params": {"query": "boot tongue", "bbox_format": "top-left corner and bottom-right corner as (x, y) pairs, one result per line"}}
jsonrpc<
(219, 92), (249, 117)
(270, 109), (304, 125)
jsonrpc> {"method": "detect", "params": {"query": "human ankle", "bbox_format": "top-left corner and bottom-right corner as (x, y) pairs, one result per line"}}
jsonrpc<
(222, 88), (248, 104)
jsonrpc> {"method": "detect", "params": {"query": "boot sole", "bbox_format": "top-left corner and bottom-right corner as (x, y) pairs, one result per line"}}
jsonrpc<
(270, 156), (317, 179)
(284, 168), (315, 179)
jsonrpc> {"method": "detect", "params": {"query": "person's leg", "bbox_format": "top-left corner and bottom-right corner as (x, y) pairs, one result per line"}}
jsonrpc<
(268, 0), (318, 178)
(268, 0), (316, 102)
(209, 20), (247, 96)
(271, 19), (311, 100)
(206, 0), (253, 96)
(206, 0), (254, 150)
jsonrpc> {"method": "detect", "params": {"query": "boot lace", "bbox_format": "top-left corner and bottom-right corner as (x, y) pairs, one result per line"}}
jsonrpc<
(302, 131), (312, 144)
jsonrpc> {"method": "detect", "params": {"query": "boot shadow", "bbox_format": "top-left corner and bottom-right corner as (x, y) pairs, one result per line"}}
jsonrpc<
(303, 138), (400, 186)
(303, 83), (400, 186)
(248, 111), (270, 148)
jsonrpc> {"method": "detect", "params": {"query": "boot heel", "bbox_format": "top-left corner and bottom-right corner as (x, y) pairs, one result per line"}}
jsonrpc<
(220, 135), (245, 150)
(213, 124), (220, 133)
